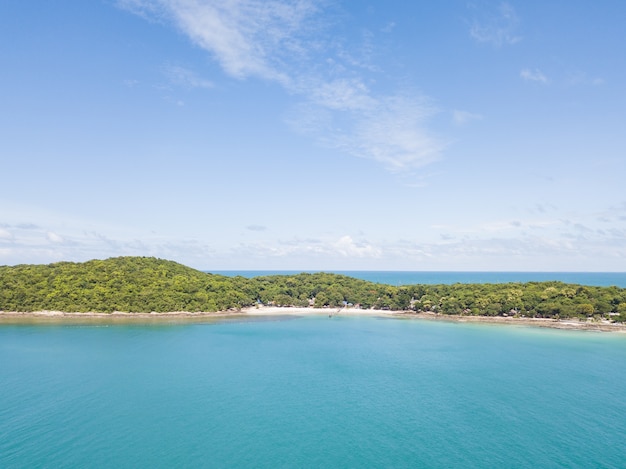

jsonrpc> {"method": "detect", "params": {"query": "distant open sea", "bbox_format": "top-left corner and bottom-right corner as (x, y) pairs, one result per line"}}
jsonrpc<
(2, 316), (626, 467)
(213, 270), (626, 287)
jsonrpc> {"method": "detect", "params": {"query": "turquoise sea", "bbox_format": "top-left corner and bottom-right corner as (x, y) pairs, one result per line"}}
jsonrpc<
(2, 316), (626, 468)
(213, 271), (626, 287)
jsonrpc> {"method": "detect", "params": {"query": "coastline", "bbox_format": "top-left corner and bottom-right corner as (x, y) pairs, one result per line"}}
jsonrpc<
(0, 307), (625, 333)
(395, 311), (626, 333)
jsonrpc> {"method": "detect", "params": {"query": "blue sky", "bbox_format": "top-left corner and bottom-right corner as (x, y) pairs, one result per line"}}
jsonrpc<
(1, 1), (625, 271)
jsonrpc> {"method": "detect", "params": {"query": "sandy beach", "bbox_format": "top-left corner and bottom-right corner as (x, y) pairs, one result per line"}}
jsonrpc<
(243, 306), (396, 316)
(1, 307), (625, 332)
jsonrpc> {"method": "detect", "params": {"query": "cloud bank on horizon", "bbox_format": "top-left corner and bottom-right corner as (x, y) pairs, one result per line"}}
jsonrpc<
(1, 0), (625, 271)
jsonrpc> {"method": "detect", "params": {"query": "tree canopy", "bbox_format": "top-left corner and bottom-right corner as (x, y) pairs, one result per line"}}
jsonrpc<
(1, 257), (625, 322)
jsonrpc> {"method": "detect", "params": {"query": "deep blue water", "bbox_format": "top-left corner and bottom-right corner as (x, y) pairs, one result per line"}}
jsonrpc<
(2, 316), (626, 468)
(213, 270), (626, 287)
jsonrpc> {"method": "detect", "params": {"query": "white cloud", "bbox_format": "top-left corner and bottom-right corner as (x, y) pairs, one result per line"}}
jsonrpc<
(334, 235), (381, 258)
(0, 228), (13, 240)
(230, 235), (382, 261)
(469, 2), (521, 46)
(119, 0), (445, 173)
(46, 232), (65, 244)
(521, 68), (548, 83)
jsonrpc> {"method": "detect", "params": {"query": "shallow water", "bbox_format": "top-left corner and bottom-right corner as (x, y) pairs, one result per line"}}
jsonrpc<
(2, 316), (626, 468)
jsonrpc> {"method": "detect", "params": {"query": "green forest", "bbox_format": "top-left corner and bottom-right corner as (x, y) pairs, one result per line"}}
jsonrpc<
(1, 256), (626, 322)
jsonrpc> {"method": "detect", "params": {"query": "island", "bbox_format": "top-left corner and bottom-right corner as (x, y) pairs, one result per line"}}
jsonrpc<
(1, 256), (625, 331)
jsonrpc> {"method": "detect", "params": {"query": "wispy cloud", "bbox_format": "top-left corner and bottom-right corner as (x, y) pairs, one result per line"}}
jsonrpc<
(452, 109), (483, 125)
(246, 224), (267, 232)
(521, 68), (548, 83)
(119, 0), (317, 84)
(119, 0), (445, 172)
(469, 2), (521, 46)
(288, 91), (445, 171)
(566, 70), (605, 87)
(163, 64), (213, 89)
(330, 95), (445, 171)
(307, 78), (376, 111)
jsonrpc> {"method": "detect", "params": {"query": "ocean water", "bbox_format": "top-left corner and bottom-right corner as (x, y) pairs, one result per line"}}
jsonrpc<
(213, 271), (626, 288)
(2, 316), (626, 468)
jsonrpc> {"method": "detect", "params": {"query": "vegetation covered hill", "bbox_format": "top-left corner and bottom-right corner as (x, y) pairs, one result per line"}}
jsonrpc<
(1, 256), (625, 321)
(0, 257), (253, 313)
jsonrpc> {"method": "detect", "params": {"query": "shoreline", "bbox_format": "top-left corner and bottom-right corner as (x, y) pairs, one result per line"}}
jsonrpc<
(1, 307), (625, 333)
(395, 311), (626, 333)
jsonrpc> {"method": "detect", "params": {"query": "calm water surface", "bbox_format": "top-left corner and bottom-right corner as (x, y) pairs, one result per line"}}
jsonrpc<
(2, 316), (626, 468)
